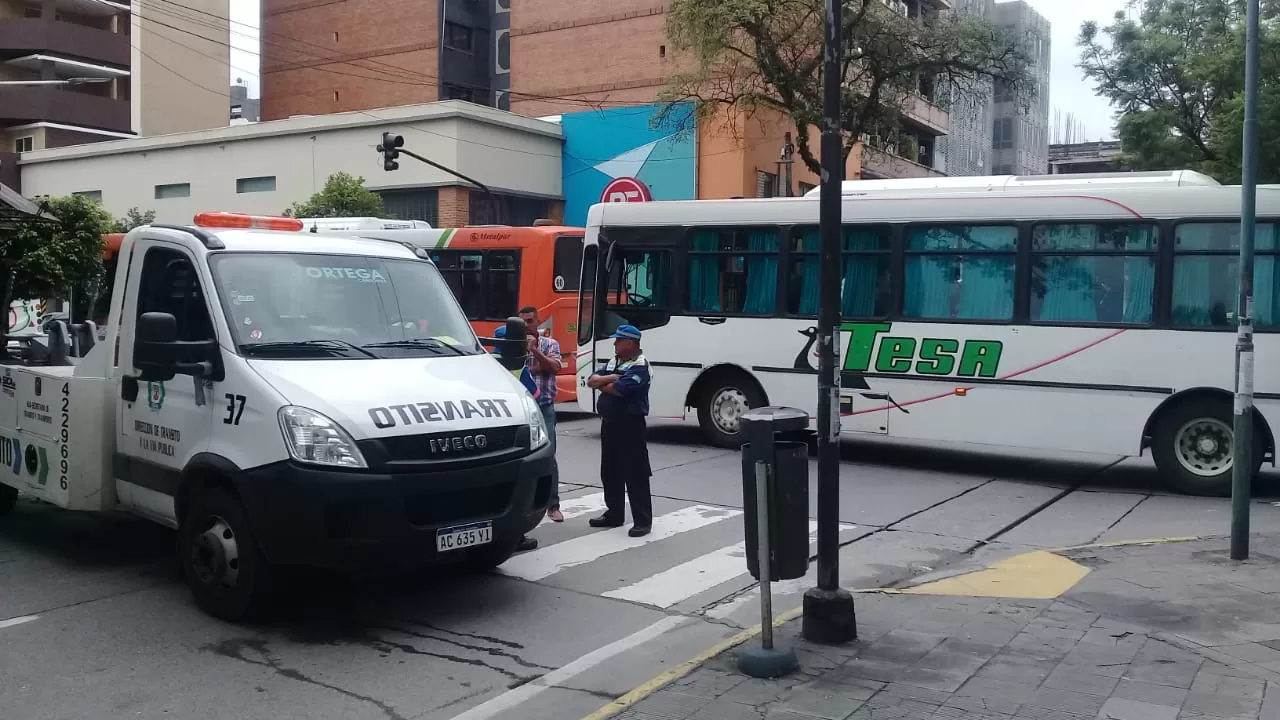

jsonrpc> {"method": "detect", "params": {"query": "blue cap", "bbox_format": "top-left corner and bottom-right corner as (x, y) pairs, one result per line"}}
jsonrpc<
(494, 325), (507, 338)
(610, 324), (642, 341)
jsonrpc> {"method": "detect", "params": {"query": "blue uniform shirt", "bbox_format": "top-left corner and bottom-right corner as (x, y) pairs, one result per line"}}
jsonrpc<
(594, 354), (651, 417)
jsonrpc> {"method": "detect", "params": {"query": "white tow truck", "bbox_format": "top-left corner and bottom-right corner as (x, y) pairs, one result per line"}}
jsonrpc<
(0, 212), (554, 621)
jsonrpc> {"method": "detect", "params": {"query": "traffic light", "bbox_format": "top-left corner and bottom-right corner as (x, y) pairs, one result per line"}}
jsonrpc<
(378, 132), (404, 171)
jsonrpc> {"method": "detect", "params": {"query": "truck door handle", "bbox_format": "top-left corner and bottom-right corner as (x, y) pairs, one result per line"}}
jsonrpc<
(121, 375), (139, 403)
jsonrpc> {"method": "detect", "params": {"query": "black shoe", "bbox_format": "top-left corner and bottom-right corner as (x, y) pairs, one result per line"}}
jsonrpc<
(589, 514), (624, 528)
(516, 536), (538, 552)
(628, 525), (651, 537)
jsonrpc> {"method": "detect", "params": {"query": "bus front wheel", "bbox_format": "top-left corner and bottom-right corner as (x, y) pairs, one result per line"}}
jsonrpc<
(696, 372), (765, 449)
(1151, 397), (1264, 497)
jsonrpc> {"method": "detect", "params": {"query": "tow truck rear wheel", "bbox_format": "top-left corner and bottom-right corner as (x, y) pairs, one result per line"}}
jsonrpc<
(179, 487), (275, 622)
(0, 484), (16, 517)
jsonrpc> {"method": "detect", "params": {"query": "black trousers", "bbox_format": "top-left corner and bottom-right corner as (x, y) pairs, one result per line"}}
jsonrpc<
(599, 414), (653, 527)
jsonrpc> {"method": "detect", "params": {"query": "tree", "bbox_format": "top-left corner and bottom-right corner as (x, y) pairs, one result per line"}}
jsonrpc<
(1078, 0), (1280, 183)
(2, 195), (108, 354)
(110, 207), (157, 233)
(284, 172), (384, 218)
(661, 0), (1033, 174)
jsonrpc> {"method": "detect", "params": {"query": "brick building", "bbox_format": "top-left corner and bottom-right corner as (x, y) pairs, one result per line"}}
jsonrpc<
(260, 0), (953, 223)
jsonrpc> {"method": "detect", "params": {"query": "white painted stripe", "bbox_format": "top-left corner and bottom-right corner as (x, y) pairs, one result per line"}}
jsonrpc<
(501, 504), (743, 582)
(603, 521), (817, 607)
(538, 491), (608, 526)
(0, 615), (38, 630)
(449, 614), (691, 720)
(705, 578), (812, 620)
(604, 522), (857, 608)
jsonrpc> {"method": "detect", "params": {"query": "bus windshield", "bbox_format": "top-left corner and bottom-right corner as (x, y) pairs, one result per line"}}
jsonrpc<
(209, 252), (483, 359)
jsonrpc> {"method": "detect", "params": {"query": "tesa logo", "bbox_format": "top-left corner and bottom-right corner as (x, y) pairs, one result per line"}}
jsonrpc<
(601, 177), (652, 204)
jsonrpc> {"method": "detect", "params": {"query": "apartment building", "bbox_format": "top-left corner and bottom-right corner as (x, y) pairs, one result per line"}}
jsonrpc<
(0, 0), (230, 158)
(990, 0), (1050, 175)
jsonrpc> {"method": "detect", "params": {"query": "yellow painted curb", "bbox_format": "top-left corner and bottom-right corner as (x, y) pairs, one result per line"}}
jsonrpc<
(902, 550), (1091, 600)
(1054, 535), (1201, 551)
(578, 606), (804, 720)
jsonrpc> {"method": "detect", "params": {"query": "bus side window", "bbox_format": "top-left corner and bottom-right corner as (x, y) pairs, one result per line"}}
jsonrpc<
(553, 235), (583, 293)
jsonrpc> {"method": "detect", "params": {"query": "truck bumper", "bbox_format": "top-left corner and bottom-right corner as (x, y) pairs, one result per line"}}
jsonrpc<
(234, 444), (555, 571)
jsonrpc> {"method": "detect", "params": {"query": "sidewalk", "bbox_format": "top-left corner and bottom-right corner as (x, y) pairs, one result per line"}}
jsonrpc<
(609, 533), (1280, 720)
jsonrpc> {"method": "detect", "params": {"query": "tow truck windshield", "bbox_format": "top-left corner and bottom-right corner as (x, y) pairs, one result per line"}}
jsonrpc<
(209, 252), (484, 359)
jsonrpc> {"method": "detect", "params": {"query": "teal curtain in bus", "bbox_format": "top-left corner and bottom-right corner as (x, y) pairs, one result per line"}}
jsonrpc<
(689, 231), (721, 313)
(957, 227), (1014, 320)
(1123, 257), (1155, 323)
(1172, 224), (1215, 325)
(842, 229), (880, 317)
(905, 257), (953, 317)
(1037, 225), (1097, 322)
(798, 229), (820, 315)
(743, 229), (779, 314)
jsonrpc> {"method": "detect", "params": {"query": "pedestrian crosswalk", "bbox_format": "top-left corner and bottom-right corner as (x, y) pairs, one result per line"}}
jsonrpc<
(500, 486), (862, 617)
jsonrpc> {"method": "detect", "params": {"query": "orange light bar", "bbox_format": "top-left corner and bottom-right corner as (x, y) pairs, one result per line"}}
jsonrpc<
(193, 212), (305, 232)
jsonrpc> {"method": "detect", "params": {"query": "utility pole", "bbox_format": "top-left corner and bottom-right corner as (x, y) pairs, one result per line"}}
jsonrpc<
(778, 132), (795, 197)
(1231, 0), (1261, 561)
(802, 0), (856, 644)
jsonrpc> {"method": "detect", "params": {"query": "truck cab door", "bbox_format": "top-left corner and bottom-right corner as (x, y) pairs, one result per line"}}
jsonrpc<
(115, 241), (217, 526)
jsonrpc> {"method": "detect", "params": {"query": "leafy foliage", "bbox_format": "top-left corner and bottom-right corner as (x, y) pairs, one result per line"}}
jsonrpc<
(284, 172), (385, 218)
(662, 0), (1033, 173)
(6, 195), (108, 303)
(110, 207), (157, 233)
(1078, 0), (1280, 182)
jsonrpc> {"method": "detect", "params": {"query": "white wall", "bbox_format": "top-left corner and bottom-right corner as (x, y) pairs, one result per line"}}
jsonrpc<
(18, 102), (563, 224)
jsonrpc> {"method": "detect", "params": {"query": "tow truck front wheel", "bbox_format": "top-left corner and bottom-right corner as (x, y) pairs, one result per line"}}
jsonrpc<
(0, 484), (16, 517)
(180, 487), (275, 622)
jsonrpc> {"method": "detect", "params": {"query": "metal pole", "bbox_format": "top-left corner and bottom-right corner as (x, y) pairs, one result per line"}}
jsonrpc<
(756, 461), (774, 650)
(802, 0), (855, 645)
(1231, 0), (1260, 561)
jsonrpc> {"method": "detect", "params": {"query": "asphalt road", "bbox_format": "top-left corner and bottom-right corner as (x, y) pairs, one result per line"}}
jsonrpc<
(4, 411), (1280, 720)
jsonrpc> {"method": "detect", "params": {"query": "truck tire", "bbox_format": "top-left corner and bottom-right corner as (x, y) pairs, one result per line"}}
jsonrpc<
(0, 485), (16, 517)
(179, 487), (276, 622)
(1151, 396), (1264, 497)
(696, 371), (765, 449)
(462, 535), (520, 573)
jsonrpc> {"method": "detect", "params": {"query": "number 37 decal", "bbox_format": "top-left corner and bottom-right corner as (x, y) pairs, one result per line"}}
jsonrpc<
(223, 393), (247, 425)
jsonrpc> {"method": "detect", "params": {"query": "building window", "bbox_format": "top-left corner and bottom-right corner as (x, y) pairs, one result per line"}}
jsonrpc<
(1030, 223), (1157, 324)
(155, 183), (191, 199)
(903, 224), (1018, 321)
(444, 21), (474, 52)
(689, 227), (781, 315)
(443, 84), (477, 103)
(236, 176), (277, 193)
(14, 136), (33, 153)
(469, 192), (548, 226)
(379, 188), (438, 225)
(756, 170), (778, 198)
(992, 118), (1014, 150)
(1173, 222), (1280, 328)
(72, 190), (103, 202)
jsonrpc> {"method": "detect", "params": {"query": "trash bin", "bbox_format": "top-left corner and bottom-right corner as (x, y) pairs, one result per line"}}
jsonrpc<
(741, 406), (810, 582)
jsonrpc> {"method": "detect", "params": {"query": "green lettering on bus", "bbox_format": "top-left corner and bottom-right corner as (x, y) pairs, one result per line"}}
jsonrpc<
(840, 322), (1003, 378)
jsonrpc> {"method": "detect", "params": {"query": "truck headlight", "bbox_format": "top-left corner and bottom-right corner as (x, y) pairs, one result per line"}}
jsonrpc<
(524, 394), (549, 450)
(278, 406), (368, 468)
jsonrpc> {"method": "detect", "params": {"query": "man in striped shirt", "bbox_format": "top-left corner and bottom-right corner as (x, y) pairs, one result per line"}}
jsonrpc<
(520, 306), (564, 524)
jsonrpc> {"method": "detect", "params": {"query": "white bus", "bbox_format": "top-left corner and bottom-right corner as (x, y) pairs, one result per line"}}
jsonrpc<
(571, 172), (1280, 496)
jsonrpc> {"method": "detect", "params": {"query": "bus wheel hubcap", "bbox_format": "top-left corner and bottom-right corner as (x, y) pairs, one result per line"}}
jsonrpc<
(192, 517), (240, 588)
(1175, 418), (1233, 477)
(711, 387), (748, 435)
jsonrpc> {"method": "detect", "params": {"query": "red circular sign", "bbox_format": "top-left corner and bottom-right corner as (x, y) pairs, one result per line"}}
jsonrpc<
(601, 177), (652, 204)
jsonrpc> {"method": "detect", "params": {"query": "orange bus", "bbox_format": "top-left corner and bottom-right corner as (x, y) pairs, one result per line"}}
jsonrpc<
(393, 224), (588, 403)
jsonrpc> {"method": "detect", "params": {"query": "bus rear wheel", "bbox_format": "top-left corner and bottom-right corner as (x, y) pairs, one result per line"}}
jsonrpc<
(1151, 397), (1264, 497)
(696, 372), (765, 448)
(0, 484), (16, 517)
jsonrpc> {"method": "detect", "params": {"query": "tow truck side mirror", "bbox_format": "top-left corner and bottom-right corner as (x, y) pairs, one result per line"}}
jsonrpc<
(496, 316), (527, 372)
(134, 311), (178, 382)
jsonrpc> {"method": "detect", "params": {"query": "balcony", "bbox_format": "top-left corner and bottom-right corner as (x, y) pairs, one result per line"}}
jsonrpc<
(902, 93), (949, 137)
(0, 19), (129, 67)
(860, 146), (946, 180)
(0, 85), (130, 132)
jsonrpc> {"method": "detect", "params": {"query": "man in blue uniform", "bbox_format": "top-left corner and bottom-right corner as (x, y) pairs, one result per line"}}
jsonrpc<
(586, 324), (653, 537)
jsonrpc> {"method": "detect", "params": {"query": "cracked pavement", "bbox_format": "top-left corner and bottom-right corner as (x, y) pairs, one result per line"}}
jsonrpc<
(4, 413), (1280, 720)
